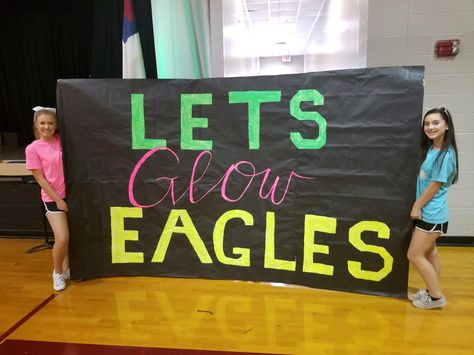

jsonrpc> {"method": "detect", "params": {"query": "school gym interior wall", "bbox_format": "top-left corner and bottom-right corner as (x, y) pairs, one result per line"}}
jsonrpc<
(1, 0), (473, 241)
(367, 0), (474, 240)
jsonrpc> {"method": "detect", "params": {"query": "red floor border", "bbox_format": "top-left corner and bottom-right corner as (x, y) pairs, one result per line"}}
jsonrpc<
(0, 339), (277, 355)
(0, 294), (56, 343)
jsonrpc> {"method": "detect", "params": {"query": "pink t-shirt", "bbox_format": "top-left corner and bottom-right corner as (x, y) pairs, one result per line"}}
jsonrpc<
(25, 135), (66, 202)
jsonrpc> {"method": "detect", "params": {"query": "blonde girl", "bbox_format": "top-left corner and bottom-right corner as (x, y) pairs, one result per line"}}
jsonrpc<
(25, 107), (69, 291)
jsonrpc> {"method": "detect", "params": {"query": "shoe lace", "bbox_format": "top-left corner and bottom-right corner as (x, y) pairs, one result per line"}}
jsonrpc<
(416, 289), (426, 296)
(420, 294), (432, 303)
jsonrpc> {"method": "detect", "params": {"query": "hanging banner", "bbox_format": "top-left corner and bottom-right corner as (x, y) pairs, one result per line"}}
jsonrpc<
(57, 66), (424, 298)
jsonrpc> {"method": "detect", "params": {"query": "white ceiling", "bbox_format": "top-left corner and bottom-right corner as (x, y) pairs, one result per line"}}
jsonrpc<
(223, 0), (361, 58)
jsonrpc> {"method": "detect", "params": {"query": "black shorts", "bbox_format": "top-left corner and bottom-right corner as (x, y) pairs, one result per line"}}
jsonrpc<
(414, 220), (448, 234)
(43, 201), (66, 214)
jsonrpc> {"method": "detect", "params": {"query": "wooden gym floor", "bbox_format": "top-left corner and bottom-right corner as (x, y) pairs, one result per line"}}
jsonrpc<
(0, 238), (473, 355)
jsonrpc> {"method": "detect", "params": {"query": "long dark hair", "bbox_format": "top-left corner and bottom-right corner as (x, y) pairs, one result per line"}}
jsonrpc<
(420, 107), (459, 184)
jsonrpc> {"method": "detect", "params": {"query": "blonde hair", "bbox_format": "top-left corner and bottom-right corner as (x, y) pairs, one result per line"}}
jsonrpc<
(33, 109), (58, 139)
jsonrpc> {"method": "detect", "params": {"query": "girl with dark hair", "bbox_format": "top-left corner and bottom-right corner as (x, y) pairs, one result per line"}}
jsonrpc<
(407, 106), (458, 309)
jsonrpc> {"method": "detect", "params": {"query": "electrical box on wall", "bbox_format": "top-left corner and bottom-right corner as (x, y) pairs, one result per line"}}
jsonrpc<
(434, 39), (460, 57)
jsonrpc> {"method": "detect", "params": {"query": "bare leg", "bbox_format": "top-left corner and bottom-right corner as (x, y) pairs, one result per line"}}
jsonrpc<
(407, 228), (442, 298)
(46, 212), (69, 275)
(426, 243), (440, 278)
(62, 255), (70, 272)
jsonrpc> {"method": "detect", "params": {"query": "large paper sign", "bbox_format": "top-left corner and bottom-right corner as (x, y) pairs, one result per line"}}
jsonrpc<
(58, 67), (424, 298)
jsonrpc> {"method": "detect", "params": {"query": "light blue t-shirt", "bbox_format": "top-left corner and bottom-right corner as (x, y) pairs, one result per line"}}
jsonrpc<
(416, 146), (457, 223)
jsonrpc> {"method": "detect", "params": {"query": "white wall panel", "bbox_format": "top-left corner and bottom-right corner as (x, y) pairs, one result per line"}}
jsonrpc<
(406, 55), (474, 74)
(423, 94), (474, 114)
(368, 0), (474, 237)
(457, 152), (474, 169)
(449, 188), (474, 207)
(365, 55), (407, 66)
(447, 224), (474, 236)
(407, 36), (439, 55)
(409, 0), (474, 14)
(460, 12), (474, 31)
(368, 15), (408, 37)
(456, 134), (474, 152)
(454, 172), (474, 188)
(367, 37), (407, 57)
(408, 13), (467, 35)
(461, 32), (474, 53)
(453, 114), (474, 133)
(449, 208), (474, 223)
(423, 74), (474, 95)
(369, 0), (409, 16)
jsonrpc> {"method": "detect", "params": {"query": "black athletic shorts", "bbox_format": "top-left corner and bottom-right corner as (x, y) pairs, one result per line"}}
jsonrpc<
(43, 201), (66, 214)
(414, 220), (448, 234)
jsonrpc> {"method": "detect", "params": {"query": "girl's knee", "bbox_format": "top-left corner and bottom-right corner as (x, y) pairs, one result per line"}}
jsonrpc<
(53, 231), (69, 242)
(53, 237), (68, 248)
(407, 249), (419, 262)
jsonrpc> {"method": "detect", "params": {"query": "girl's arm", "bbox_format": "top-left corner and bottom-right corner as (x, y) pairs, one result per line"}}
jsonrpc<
(31, 169), (69, 212)
(410, 181), (442, 220)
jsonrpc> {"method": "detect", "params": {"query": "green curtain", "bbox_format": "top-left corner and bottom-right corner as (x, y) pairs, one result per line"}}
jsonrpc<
(151, 0), (212, 78)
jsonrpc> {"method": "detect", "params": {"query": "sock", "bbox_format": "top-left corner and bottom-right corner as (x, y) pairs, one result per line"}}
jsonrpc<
(429, 294), (442, 301)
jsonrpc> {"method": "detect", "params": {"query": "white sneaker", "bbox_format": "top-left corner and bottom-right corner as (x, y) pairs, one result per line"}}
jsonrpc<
(62, 269), (70, 280)
(408, 289), (428, 301)
(413, 295), (447, 309)
(53, 271), (66, 291)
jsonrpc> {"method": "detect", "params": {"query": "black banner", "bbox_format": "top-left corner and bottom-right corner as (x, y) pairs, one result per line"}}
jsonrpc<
(57, 67), (424, 298)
